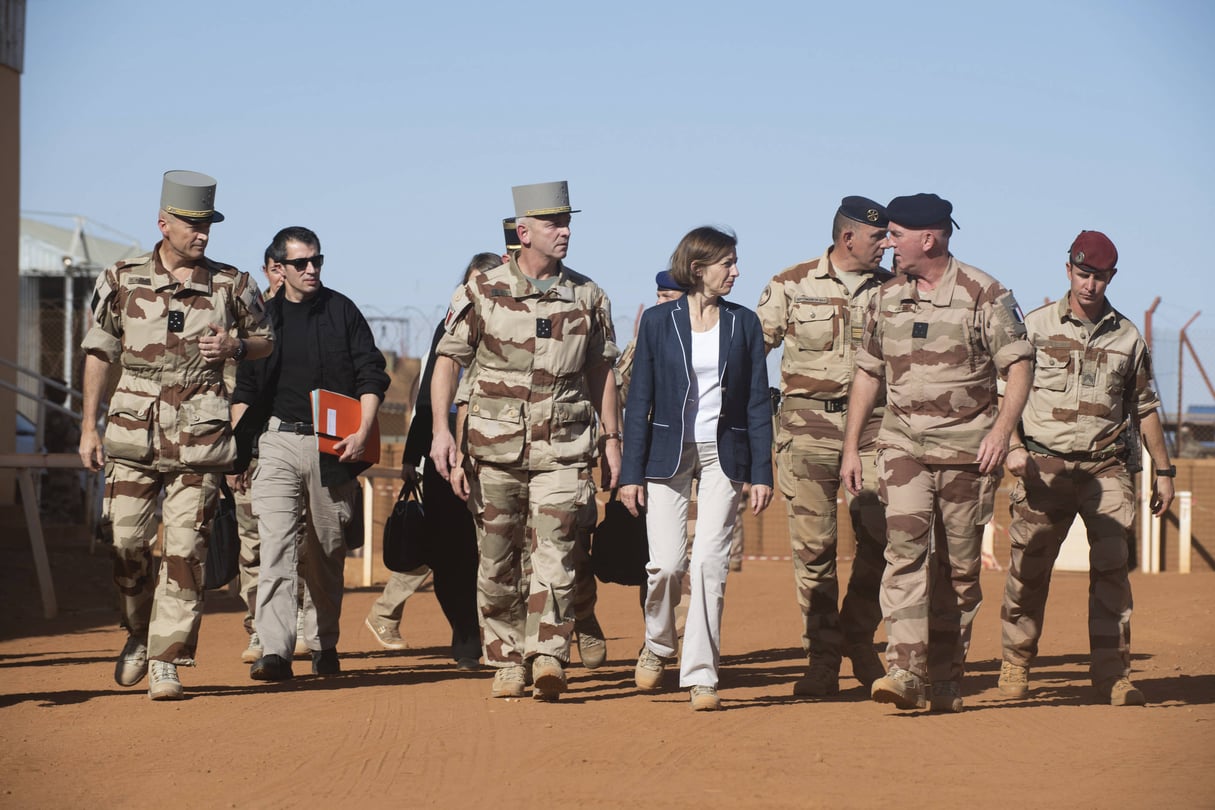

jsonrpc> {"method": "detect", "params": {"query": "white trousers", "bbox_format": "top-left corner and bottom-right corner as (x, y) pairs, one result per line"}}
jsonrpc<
(643, 441), (743, 688)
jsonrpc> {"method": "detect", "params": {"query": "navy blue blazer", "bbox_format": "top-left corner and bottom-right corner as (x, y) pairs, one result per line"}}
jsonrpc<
(621, 298), (773, 486)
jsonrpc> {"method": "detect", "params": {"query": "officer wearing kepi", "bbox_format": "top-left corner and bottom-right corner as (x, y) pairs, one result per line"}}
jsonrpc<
(430, 181), (622, 701)
(998, 230), (1174, 706)
(79, 170), (273, 700)
(757, 196), (893, 697)
(841, 193), (1033, 713)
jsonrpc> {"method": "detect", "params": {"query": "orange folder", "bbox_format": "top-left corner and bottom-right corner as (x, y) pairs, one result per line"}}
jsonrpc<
(310, 389), (381, 464)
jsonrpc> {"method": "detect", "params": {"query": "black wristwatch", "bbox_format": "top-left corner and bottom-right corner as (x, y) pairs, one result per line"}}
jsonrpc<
(232, 338), (248, 362)
(1155, 465), (1177, 478)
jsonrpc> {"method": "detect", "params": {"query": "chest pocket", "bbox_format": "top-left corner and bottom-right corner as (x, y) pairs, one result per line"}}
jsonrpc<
(466, 397), (525, 465)
(1101, 351), (1131, 396)
(1034, 353), (1071, 392)
(791, 303), (837, 352)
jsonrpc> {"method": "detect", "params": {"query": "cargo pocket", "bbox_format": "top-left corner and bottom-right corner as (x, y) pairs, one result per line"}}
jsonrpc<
(102, 391), (154, 463)
(178, 397), (236, 468)
(466, 397), (525, 465)
(552, 400), (594, 463)
(975, 469), (1001, 527)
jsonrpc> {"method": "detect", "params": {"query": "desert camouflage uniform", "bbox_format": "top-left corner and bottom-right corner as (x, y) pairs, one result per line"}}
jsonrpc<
(1001, 295), (1158, 686)
(757, 248), (892, 673)
(438, 255), (617, 667)
(82, 246), (270, 664)
(855, 256), (1030, 683)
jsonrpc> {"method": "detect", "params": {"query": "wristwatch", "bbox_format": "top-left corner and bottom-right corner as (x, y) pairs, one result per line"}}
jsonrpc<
(232, 339), (248, 362)
(1155, 465), (1177, 478)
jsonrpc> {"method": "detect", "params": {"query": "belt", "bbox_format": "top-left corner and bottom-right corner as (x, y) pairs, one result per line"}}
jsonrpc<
(784, 395), (848, 414)
(1024, 438), (1117, 462)
(276, 421), (315, 435)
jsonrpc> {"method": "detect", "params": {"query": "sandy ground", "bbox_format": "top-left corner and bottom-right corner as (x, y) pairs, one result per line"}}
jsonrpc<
(2, 529), (1213, 810)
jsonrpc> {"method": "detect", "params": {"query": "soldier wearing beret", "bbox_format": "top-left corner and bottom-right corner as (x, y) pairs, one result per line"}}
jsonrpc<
(998, 230), (1173, 706)
(756, 196), (894, 698)
(841, 193), (1033, 712)
(79, 170), (273, 700)
(430, 181), (622, 700)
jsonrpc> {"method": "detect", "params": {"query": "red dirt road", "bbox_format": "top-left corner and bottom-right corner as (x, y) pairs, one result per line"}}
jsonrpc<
(2, 537), (1213, 809)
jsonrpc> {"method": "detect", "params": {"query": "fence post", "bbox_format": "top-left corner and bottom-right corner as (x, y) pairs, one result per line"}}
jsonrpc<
(1177, 491), (1192, 575)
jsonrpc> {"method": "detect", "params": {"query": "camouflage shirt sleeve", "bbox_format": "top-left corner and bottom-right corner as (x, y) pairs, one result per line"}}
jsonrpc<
(588, 286), (620, 366)
(1132, 342), (1162, 419)
(755, 280), (787, 350)
(80, 265), (123, 361)
(853, 292), (886, 381)
(435, 282), (479, 368)
(232, 272), (273, 340)
(982, 286), (1032, 374)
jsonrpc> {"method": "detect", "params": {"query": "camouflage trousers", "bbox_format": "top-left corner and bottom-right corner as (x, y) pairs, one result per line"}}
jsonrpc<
(878, 449), (998, 683)
(777, 438), (886, 671)
(468, 462), (594, 666)
(1001, 454), (1134, 686)
(515, 500), (598, 631)
(104, 460), (220, 664)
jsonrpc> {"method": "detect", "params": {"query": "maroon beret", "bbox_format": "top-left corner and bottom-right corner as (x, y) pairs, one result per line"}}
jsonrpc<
(1069, 230), (1118, 272)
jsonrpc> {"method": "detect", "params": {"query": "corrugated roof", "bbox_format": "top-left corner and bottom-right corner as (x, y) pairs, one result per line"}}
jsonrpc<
(19, 215), (145, 276)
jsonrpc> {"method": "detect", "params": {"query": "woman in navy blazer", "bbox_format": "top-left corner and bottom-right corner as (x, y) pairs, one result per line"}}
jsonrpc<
(620, 226), (773, 711)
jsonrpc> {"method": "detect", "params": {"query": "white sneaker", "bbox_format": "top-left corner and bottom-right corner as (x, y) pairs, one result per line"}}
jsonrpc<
(294, 608), (310, 658)
(148, 660), (183, 700)
(240, 632), (263, 664)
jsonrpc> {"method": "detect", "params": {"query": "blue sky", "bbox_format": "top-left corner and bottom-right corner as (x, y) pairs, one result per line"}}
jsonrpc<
(19, 0), (1215, 407)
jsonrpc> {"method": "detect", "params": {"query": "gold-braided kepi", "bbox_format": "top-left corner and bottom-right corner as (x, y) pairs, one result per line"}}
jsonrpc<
(160, 170), (225, 223)
(511, 181), (580, 218)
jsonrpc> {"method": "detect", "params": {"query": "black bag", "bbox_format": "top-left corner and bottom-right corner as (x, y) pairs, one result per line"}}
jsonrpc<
(204, 479), (240, 590)
(382, 481), (428, 573)
(591, 489), (649, 586)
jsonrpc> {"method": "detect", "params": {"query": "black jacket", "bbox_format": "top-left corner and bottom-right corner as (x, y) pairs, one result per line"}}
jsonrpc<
(233, 285), (390, 485)
(402, 321), (457, 469)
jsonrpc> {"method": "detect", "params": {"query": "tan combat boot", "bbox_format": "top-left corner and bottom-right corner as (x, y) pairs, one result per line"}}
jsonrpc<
(998, 660), (1029, 698)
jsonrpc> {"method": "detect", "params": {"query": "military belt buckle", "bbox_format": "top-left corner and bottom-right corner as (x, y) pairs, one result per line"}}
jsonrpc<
(824, 398), (847, 414)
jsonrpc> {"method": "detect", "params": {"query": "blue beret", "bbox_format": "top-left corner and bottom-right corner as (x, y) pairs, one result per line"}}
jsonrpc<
(655, 270), (684, 291)
(837, 196), (888, 228)
(886, 193), (957, 229)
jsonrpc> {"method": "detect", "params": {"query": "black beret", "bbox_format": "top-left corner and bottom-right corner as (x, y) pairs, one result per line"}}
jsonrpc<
(886, 193), (956, 229)
(837, 196), (888, 228)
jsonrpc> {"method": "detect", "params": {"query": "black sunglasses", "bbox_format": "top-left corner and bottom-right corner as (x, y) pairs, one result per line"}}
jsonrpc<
(279, 254), (324, 270)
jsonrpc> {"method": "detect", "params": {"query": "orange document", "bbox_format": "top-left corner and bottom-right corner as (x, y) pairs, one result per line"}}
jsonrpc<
(310, 389), (381, 464)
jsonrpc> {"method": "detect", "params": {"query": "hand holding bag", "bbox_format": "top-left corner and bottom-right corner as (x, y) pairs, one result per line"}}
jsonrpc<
(382, 481), (429, 573)
(591, 489), (649, 586)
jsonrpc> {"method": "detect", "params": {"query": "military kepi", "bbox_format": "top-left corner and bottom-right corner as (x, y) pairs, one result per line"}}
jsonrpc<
(512, 181), (580, 218)
(161, 170), (224, 223)
(885, 193), (956, 230)
(838, 196), (888, 228)
(1069, 230), (1118, 272)
(503, 218), (522, 251)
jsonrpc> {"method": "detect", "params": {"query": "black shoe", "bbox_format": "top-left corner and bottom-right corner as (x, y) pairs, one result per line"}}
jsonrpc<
(312, 648), (340, 675)
(456, 657), (481, 671)
(250, 654), (293, 682)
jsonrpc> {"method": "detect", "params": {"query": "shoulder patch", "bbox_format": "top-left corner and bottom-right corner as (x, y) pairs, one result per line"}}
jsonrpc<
(758, 286), (772, 307)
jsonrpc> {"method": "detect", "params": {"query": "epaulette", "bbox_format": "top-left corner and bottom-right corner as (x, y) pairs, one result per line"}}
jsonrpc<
(205, 258), (240, 277)
(562, 266), (592, 286)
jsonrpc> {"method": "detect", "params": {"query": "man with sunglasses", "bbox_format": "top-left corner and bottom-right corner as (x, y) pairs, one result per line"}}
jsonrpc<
(232, 226), (389, 681)
(79, 170), (273, 700)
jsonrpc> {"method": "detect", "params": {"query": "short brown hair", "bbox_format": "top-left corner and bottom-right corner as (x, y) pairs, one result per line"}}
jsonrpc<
(668, 226), (737, 288)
